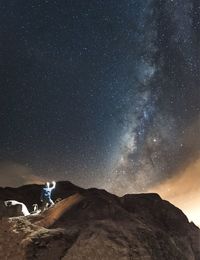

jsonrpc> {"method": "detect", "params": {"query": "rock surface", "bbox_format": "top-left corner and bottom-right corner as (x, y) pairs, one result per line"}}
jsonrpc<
(0, 181), (199, 259)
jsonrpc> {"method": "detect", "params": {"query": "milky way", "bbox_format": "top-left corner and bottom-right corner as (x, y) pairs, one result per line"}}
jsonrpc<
(106, 0), (200, 194)
(0, 1), (199, 199)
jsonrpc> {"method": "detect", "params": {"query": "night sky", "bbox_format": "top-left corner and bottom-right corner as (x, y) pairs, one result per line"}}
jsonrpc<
(0, 0), (200, 211)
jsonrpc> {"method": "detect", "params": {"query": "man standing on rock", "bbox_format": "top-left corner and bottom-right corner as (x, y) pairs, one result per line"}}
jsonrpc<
(40, 181), (56, 211)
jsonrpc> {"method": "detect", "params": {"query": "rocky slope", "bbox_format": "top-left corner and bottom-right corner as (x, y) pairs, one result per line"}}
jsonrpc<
(0, 181), (199, 259)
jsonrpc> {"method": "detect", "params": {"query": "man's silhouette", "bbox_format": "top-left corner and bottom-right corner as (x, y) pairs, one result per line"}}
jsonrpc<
(41, 181), (56, 211)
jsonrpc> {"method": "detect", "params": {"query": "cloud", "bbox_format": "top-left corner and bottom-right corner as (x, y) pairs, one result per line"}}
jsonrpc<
(0, 161), (46, 187)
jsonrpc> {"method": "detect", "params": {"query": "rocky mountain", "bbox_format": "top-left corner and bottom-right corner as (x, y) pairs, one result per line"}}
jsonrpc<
(0, 181), (199, 259)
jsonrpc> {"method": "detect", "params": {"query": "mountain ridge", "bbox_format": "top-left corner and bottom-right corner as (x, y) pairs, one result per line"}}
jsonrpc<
(0, 181), (199, 259)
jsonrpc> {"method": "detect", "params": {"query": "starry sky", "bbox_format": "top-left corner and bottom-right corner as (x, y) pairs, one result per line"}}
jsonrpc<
(0, 0), (200, 213)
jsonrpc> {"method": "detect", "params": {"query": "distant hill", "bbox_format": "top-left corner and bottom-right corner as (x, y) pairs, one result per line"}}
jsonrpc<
(0, 181), (199, 259)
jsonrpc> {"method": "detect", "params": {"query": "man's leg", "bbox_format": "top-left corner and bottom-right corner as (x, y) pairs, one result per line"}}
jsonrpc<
(41, 201), (48, 211)
(49, 198), (54, 207)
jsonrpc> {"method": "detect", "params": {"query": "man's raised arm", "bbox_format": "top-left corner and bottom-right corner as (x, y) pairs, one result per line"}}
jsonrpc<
(51, 181), (56, 190)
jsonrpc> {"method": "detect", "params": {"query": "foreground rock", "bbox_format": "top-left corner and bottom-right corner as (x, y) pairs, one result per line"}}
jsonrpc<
(0, 181), (199, 259)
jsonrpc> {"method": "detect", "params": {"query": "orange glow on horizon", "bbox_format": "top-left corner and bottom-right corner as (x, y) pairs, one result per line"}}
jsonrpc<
(149, 158), (200, 227)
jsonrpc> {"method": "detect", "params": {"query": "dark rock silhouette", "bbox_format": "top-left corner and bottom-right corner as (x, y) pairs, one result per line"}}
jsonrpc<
(0, 181), (199, 259)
